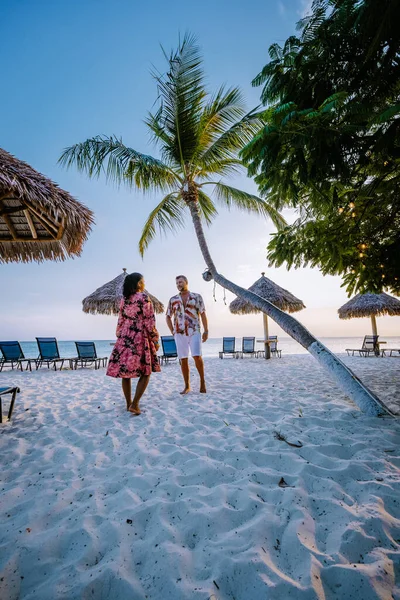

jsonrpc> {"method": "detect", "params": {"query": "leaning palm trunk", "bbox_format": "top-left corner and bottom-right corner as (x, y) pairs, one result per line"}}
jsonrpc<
(187, 197), (392, 417)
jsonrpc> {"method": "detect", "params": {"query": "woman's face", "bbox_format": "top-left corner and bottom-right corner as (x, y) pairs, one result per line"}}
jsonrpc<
(137, 278), (145, 292)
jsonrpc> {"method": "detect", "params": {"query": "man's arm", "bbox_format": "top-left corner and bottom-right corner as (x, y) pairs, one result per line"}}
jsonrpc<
(166, 299), (174, 335)
(201, 311), (208, 343)
(166, 315), (174, 335)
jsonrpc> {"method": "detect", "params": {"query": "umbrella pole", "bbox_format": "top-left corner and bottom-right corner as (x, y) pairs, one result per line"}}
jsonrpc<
(371, 314), (379, 356)
(263, 313), (270, 359)
(371, 314), (378, 336)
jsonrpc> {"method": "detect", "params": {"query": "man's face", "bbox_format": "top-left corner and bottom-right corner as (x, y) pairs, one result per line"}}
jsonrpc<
(176, 277), (188, 293)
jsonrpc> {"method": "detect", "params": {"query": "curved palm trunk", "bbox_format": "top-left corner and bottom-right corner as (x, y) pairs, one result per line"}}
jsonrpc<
(187, 198), (392, 417)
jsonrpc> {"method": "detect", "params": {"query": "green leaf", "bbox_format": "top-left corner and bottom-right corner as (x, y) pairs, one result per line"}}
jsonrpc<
(138, 193), (186, 256)
(211, 183), (287, 230)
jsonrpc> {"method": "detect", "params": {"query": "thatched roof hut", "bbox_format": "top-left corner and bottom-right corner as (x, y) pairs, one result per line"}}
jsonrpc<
(82, 269), (164, 315)
(229, 272), (305, 358)
(338, 292), (400, 336)
(230, 272), (305, 315)
(0, 148), (94, 263)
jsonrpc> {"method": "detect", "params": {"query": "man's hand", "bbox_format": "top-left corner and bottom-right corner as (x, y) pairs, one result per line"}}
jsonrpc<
(202, 331), (208, 343)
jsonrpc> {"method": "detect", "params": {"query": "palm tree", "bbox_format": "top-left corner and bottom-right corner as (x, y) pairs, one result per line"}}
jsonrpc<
(59, 34), (390, 416)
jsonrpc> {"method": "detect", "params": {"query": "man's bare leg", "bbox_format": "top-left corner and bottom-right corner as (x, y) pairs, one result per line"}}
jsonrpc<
(179, 358), (191, 394)
(122, 378), (132, 410)
(193, 356), (206, 393)
(129, 374), (150, 415)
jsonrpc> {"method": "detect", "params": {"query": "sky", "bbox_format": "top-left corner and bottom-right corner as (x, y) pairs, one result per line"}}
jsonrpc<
(1, 0), (398, 341)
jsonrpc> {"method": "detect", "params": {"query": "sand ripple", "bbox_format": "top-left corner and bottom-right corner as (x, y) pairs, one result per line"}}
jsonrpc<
(0, 355), (399, 599)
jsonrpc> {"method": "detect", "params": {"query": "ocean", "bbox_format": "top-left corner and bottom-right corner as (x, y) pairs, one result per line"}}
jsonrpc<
(16, 337), (400, 360)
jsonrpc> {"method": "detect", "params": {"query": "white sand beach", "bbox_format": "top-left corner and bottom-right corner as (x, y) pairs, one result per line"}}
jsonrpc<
(1, 354), (399, 600)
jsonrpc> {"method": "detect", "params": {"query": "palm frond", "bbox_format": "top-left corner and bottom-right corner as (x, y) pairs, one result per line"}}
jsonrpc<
(210, 182), (287, 229)
(197, 189), (218, 225)
(138, 193), (186, 256)
(194, 86), (247, 158)
(59, 135), (178, 191)
(196, 158), (243, 179)
(144, 107), (174, 148)
(152, 32), (206, 167)
(125, 154), (181, 192)
(197, 110), (263, 174)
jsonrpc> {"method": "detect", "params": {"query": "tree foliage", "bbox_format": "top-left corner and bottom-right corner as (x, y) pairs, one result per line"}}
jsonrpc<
(242, 0), (400, 296)
(59, 34), (285, 256)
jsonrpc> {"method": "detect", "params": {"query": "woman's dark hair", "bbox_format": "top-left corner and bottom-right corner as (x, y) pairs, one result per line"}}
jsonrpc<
(123, 272), (143, 299)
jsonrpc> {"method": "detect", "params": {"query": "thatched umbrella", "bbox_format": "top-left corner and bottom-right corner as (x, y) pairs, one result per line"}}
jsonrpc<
(229, 272), (305, 358)
(82, 269), (164, 315)
(338, 292), (400, 337)
(0, 148), (93, 263)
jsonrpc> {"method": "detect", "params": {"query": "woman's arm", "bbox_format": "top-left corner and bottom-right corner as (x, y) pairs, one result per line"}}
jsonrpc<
(116, 299), (125, 337)
(142, 296), (159, 344)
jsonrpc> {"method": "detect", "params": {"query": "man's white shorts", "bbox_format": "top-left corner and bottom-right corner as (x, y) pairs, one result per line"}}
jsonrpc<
(174, 332), (202, 359)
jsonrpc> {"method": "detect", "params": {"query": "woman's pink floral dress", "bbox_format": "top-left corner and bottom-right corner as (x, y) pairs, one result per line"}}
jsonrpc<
(106, 292), (161, 378)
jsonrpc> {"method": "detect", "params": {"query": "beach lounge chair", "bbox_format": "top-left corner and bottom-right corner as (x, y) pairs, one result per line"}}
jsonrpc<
(219, 337), (237, 359)
(0, 386), (20, 423)
(0, 341), (34, 372)
(159, 336), (178, 365)
(35, 337), (66, 370)
(346, 335), (379, 357)
(381, 348), (400, 357)
(70, 342), (108, 370)
(238, 337), (257, 358)
(268, 336), (282, 358)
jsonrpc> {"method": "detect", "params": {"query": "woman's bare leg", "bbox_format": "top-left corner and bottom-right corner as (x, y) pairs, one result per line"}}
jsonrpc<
(129, 374), (150, 414)
(122, 378), (132, 410)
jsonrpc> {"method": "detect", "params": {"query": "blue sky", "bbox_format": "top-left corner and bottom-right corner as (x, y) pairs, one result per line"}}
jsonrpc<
(1, 0), (398, 340)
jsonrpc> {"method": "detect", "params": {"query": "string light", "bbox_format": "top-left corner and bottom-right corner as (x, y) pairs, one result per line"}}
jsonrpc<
(359, 253), (364, 258)
(338, 207), (344, 214)
(349, 202), (355, 209)
(351, 212), (356, 218)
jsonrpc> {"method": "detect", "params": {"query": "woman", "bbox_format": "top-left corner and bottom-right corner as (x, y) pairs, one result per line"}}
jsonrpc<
(107, 272), (161, 415)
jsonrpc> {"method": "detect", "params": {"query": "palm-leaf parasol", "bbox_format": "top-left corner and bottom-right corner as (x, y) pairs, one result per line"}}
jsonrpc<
(229, 272), (305, 358)
(82, 269), (164, 315)
(0, 148), (93, 262)
(338, 292), (400, 336)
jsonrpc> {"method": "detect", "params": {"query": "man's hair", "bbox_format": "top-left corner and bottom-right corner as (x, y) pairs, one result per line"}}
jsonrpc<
(176, 275), (188, 283)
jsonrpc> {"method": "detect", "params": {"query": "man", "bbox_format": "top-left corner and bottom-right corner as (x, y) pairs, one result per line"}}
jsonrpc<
(166, 275), (208, 395)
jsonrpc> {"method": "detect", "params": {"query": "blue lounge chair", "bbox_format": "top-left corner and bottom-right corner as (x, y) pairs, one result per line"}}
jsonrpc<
(0, 341), (34, 372)
(70, 342), (108, 370)
(219, 337), (237, 359)
(160, 336), (178, 365)
(238, 337), (257, 358)
(35, 337), (66, 370)
(0, 386), (20, 423)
